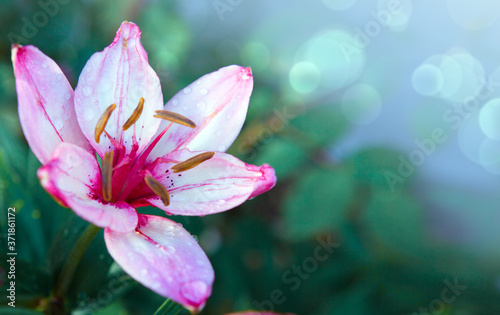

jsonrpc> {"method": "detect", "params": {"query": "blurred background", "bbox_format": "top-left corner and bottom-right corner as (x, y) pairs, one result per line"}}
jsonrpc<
(1, 0), (500, 314)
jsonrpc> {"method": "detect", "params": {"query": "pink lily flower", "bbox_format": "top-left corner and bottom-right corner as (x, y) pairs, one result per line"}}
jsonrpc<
(12, 21), (276, 312)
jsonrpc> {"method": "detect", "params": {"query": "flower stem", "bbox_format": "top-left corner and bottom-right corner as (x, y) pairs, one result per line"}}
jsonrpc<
(50, 223), (101, 311)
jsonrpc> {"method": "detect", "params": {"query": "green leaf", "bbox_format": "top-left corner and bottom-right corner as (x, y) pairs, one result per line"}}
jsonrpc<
(289, 105), (348, 147)
(0, 151), (47, 263)
(282, 166), (356, 240)
(153, 299), (189, 315)
(364, 192), (426, 256)
(0, 257), (51, 308)
(253, 137), (308, 179)
(348, 147), (409, 192)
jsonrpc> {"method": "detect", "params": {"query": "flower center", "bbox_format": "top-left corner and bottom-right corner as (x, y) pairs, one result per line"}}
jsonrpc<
(93, 97), (214, 205)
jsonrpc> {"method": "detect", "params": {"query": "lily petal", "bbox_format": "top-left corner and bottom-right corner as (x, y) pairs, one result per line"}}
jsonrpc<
(148, 65), (253, 162)
(133, 150), (276, 216)
(74, 21), (163, 158)
(37, 142), (138, 233)
(104, 214), (214, 313)
(11, 45), (92, 165)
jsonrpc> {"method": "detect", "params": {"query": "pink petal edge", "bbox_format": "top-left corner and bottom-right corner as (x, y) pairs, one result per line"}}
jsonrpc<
(104, 214), (214, 313)
(133, 149), (276, 216)
(37, 142), (138, 233)
(148, 65), (253, 162)
(74, 21), (163, 158)
(11, 44), (92, 165)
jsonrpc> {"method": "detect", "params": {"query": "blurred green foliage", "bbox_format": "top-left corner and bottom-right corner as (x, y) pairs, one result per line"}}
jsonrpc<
(0, 1), (499, 314)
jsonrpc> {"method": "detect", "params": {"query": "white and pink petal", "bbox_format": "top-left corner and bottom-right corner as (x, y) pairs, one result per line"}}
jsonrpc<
(11, 45), (92, 165)
(104, 214), (214, 313)
(74, 21), (163, 158)
(37, 143), (137, 233)
(148, 65), (253, 162)
(133, 149), (276, 216)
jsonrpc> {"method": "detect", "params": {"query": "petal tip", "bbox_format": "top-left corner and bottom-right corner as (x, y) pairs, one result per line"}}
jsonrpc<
(248, 163), (277, 198)
(180, 280), (212, 313)
(114, 21), (141, 43)
(242, 66), (253, 80)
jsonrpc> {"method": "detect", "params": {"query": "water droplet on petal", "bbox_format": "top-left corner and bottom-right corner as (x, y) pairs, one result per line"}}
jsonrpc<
(42, 62), (48, 68)
(64, 92), (71, 100)
(172, 99), (179, 106)
(200, 89), (208, 95)
(183, 87), (192, 94)
(218, 145), (226, 151)
(140, 269), (148, 276)
(180, 281), (209, 304)
(82, 85), (93, 97)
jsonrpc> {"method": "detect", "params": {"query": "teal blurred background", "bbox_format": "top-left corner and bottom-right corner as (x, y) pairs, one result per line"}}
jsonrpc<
(1, 0), (500, 314)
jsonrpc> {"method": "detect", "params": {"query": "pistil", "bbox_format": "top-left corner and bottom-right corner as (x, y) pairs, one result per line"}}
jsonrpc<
(102, 151), (114, 202)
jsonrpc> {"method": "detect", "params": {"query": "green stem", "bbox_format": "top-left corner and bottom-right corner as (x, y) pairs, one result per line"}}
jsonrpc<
(51, 223), (101, 304)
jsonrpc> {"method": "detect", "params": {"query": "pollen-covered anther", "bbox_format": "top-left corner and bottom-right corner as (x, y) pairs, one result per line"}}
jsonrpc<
(172, 152), (215, 173)
(122, 97), (144, 131)
(102, 150), (114, 202)
(95, 103), (117, 143)
(144, 174), (170, 206)
(154, 110), (196, 128)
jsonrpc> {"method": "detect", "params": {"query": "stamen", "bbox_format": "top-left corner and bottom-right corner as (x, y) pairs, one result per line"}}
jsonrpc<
(95, 104), (117, 143)
(154, 110), (196, 128)
(122, 97), (145, 131)
(102, 151), (114, 202)
(144, 174), (170, 206)
(172, 152), (215, 173)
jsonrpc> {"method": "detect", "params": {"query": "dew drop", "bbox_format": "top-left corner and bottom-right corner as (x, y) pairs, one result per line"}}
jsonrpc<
(82, 85), (92, 97)
(180, 281), (209, 303)
(218, 145), (226, 151)
(183, 87), (192, 94)
(172, 99), (179, 106)
(41, 62), (48, 68)
(140, 269), (148, 276)
(64, 92), (71, 100)
(200, 89), (208, 95)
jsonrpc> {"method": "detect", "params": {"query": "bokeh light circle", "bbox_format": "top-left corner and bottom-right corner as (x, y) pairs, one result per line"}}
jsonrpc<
(412, 64), (444, 96)
(296, 29), (365, 92)
(240, 42), (271, 72)
(479, 99), (500, 141)
(447, 0), (500, 30)
(377, 0), (413, 32)
(415, 51), (485, 103)
(289, 61), (321, 94)
(341, 84), (382, 125)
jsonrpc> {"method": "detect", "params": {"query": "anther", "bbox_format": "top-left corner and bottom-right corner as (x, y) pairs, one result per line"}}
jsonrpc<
(95, 104), (117, 143)
(172, 152), (215, 173)
(144, 174), (170, 206)
(154, 110), (196, 128)
(122, 97), (144, 131)
(102, 151), (114, 202)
